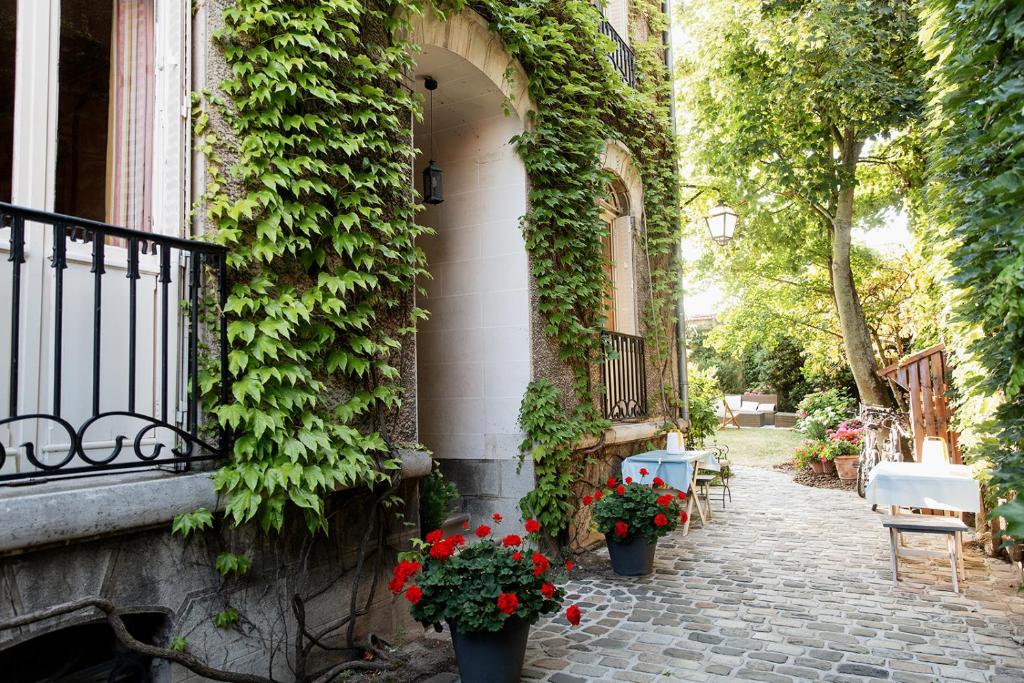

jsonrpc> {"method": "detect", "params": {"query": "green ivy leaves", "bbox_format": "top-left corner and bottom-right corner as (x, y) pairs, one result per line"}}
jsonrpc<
(199, 0), (426, 533)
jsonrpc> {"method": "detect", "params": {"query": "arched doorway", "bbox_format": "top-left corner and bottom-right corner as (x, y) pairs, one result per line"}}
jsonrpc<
(411, 11), (534, 524)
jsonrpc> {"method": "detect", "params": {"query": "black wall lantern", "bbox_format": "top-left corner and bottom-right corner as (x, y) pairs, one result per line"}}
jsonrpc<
(421, 76), (443, 205)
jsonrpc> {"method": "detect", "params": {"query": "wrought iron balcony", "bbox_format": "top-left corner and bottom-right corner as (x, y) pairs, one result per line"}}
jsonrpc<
(0, 203), (229, 483)
(601, 331), (647, 420)
(599, 19), (637, 88)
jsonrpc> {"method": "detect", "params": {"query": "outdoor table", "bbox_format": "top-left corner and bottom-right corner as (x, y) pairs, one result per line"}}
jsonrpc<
(865, 461), (979, 587)
(621, 450), (718, 535)
(865, 461), (979, 513)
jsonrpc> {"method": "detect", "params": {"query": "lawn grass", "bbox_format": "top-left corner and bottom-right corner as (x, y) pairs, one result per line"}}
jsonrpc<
(704, 426), (803, 468)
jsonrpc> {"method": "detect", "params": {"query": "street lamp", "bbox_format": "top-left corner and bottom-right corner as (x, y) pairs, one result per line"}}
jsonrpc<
(704, 200), (738, 246)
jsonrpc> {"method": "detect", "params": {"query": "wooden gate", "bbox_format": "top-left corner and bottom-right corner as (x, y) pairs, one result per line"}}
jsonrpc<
(879, 343), (961, 463)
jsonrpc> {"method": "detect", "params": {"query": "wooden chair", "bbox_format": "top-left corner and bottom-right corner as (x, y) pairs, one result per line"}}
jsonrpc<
(882, 514), (967, 593)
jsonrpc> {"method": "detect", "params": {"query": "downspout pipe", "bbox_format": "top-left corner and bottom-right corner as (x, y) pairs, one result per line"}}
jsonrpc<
(663, 0), (690, 426)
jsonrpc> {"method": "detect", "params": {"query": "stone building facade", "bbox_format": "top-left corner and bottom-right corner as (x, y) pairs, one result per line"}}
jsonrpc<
(0, 1), (680, 680)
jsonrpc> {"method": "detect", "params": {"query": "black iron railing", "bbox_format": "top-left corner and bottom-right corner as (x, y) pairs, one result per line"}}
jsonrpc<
(601, 331), (647, 420)
(0, 203), (229, 483)
(599, 19), (637, 88)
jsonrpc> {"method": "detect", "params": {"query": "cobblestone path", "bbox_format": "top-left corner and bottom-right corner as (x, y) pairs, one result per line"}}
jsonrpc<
(524, 465), (1024, 683)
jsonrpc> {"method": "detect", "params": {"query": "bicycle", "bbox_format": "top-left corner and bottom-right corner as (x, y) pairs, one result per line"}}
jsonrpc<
(856, 403), (910, 500)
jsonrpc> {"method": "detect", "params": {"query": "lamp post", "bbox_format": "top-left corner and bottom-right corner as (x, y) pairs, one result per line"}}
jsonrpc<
(421, 76), (443, 205)
(704, 200), (738, 246)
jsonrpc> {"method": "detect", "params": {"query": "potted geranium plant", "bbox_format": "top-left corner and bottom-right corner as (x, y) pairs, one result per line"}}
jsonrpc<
(829, 420), (863, 481)
(794, 440), (826, 474)
(390, 516), (581, 683)
(585, 473), (687, 576)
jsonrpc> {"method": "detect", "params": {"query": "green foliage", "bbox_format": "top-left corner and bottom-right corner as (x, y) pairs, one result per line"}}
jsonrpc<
(686, 367), (722, 449)
(419, 464), (458, 536)
(400, 531), (565, 633)
(214, 552), (252, 577)
(677, 0), (925, 403)
(213, 608), (240, 629)
(198, 0), (426, 532)
(920, 0), (1024, 537)
(796, 389), (855, 439)
(171, 508), (214, 539)
(518, 380), (608, 536)
(436, 0), (679, 542)
(169, 636), (188, 653)
(588, 480), (684, 544)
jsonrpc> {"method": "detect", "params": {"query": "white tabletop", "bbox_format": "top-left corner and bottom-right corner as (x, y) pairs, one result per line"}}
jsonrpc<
(865, 461), (980, 513)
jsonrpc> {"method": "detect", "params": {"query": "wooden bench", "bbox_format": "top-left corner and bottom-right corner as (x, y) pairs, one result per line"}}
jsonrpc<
(882, 514), (967, 593)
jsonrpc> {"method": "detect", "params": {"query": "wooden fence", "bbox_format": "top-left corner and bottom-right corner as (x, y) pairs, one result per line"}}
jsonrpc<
(879, 343), (961, 464)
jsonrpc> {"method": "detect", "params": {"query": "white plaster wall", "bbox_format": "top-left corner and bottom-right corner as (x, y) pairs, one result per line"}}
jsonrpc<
(416, 112), (530, 462)
(605, 0), (630, 45)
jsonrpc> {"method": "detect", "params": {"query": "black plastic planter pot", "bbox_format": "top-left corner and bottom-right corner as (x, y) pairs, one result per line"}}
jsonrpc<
(606, 533), (657, 576)
(448, 617), (530, 683)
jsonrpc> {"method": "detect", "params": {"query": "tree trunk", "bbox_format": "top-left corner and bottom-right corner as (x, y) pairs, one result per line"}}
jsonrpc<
(831, 136), (893, 407)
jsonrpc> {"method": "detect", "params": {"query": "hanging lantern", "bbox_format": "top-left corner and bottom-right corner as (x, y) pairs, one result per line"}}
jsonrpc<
(704, 199), (738, 246)
(421, 76), (443, 205)
(422, 160), (443, 205)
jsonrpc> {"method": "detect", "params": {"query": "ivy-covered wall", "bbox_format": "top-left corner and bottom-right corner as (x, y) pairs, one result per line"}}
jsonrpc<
(195, 0), (681, 543)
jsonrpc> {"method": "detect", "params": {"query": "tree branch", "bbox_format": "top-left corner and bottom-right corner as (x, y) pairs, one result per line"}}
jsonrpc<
(0, 598), (277, 683)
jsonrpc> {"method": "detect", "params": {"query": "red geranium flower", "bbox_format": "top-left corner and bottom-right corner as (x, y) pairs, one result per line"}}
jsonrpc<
(639, 468), (649, 476)
(614, 520), (629, 538)
(425, 529), (443, 544)
(502, 534), (522, 547)
(606, 476), (617, 487)
(496, 593), (519, 615)
(566, 604), (582, 626)
(512, 551), (523, 561)
(492, 513), (503, 523)
(679, 510), (689, 523)
(531, 552), (550, 576)
(429, 539), (456, 560)
(594, 491), (604, 501)
(388, 575), (406, 594)
(582, 495), (594, 506)
(677, 491), (687, 500)
(475, 524), (491, 538)
(625, 477), (633, 484)
(652, 477), (665, 488)
(541, 582), (556, 599)
(461, 520), (469, 529)
(657, 494), (673, 508)
(566, 560), (574, 571)
(405, 585), (423, 604)
(654, 513), (669, 527)
(450, 534), (466, 547)
(393, 560), (421, 580)
(615, 485), (625, 495)
(525, 519), (541, 533)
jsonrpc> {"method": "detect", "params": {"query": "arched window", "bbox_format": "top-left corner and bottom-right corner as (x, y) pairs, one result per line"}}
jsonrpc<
(599, 177), (636, 334)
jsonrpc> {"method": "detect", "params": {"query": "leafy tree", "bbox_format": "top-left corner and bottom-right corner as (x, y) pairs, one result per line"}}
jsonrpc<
(677, 0), (925, 406)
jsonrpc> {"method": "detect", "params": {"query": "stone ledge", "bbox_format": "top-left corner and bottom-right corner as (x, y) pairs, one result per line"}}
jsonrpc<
(577, 417), (687, 450)
(0, 449), (431, 555)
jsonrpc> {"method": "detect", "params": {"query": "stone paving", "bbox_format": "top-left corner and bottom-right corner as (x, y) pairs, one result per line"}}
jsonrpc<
(522, 466), (1024, 683)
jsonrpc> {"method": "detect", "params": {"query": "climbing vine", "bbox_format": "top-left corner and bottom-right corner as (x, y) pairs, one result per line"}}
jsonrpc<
(198, 0), (429, 532)
(434, 0), (682, 538)
(194, 0), (679, 543)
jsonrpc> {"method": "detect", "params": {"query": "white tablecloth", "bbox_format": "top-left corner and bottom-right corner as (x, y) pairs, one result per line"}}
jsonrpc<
(865, 461), (980, 513)
(621, 450), (718, 493)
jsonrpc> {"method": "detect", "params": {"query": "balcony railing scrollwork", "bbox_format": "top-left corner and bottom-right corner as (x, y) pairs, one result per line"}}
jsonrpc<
(599, 19), (637, 88)
(601, 331), (647, 421)
(0, 203), (229, 483)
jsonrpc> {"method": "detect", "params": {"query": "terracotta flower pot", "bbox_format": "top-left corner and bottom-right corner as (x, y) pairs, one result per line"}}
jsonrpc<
(809, 460), (824, 474)
(822, 459), (837, 476)
(449, 617), (530, 683)
(834, 455), (858, 481)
